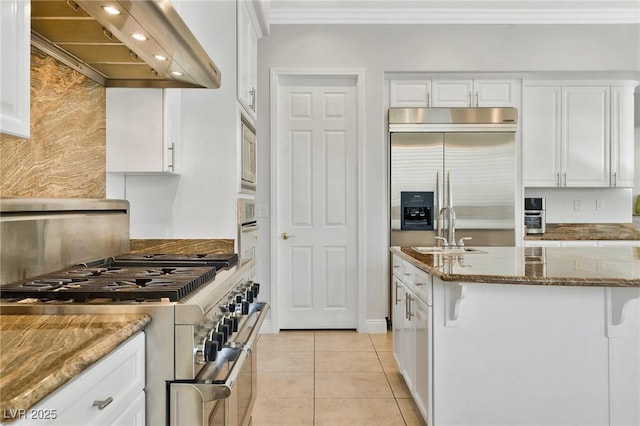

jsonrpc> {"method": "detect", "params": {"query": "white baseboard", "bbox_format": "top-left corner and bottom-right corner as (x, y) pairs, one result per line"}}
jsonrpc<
(259, 319), (275, 334)
(359, 319), (388, 334)
(259, 318), (388, 334)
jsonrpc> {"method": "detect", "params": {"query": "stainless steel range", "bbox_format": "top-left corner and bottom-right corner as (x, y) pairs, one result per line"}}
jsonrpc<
(0, 198), (268, 426)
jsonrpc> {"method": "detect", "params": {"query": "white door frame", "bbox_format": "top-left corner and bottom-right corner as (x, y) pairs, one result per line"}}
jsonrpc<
(270, 67), (366, 333)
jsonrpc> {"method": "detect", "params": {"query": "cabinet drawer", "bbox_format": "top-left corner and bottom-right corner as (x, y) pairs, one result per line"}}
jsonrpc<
(392, 254), (404, 278)
(400, 260), (415, 283)
(412, 269), (433, 307)
(17, 332), (145, 426)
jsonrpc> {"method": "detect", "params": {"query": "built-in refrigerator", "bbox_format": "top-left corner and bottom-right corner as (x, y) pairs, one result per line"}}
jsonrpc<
(389, 107), (518, 248)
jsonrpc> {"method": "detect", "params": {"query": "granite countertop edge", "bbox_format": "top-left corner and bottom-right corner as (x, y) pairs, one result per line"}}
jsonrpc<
(524, 223), (640, 241)
(0, 314), (151, 419)
(391, 247), (640, 288)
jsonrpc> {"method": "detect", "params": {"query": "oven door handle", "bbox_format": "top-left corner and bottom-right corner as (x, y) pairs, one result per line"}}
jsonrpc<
(169, 303), (270, 403)
(242, 302), (270, 353)
(170, 347), (249, 402)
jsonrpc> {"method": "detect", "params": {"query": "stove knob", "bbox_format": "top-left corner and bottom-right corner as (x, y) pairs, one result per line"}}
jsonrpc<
(230, 314), (238, 332)
(235, 293), (243, 304)
(204, 339), (219, 362)
(252, 283), (260, 298)
(219, 322), (230, 341)
(245, 289), (254, 303)
(223, 318), (234, 335)
(241, 301), (250, 315)
(212, 331), (225, 348)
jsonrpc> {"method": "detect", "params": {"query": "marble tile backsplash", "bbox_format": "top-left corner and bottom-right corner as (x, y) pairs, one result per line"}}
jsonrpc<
(0, 48), (106, 198)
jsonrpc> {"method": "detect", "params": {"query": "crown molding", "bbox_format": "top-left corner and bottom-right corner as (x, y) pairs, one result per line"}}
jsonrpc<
(270, 8), (640, 25)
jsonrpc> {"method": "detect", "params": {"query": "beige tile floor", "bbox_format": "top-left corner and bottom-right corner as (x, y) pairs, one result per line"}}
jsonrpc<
(251, 330), (427, 426)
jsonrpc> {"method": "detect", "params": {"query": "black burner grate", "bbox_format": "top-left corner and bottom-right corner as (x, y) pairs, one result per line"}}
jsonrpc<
(0, 265), (217, 302)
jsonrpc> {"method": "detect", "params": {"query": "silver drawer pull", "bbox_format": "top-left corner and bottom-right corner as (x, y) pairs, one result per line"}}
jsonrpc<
(93, 397), (113, 410)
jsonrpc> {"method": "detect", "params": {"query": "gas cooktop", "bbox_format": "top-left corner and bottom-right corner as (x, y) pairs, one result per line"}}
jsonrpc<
(0, 253), (238, 302)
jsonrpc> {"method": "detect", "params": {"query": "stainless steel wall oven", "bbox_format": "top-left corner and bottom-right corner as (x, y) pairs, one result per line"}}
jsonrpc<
(238, 198), (258, 262)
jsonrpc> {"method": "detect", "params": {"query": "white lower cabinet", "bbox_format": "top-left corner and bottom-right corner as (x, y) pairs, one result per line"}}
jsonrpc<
(15, 332), (145, 426)
(392, 255), (432, 425)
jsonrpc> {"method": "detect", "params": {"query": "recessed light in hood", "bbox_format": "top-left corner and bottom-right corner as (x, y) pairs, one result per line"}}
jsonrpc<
(30, 0), (221, 89)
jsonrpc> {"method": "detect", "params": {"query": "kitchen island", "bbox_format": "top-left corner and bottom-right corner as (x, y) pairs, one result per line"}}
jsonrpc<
(390, 246), (640, 426)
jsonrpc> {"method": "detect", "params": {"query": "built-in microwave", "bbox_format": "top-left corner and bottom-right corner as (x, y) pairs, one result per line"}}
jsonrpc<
(524, 197), (546, 235)
(241, 117), (256, 192)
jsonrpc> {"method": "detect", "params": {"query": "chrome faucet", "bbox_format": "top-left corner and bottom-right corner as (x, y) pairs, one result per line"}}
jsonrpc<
(437, 206), (457, 248)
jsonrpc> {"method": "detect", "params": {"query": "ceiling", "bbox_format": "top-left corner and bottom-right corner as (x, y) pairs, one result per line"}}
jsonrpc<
(268, 0), (640, 24)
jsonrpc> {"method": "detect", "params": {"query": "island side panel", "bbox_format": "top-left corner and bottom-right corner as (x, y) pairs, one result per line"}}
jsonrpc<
(432, 278), (609, 426)
(607, 287), (640, 426)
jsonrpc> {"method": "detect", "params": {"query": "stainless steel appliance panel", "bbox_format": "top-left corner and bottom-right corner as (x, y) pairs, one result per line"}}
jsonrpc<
(238, 199), (258, 261)
(389, 107), (518, 125)
(0, 198), (130, 284)
(444, 132), (515, 229)
(390, 132), (443, 232)
(389, 107), (517, 248)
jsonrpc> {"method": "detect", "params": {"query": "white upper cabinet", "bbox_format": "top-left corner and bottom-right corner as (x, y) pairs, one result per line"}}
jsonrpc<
(610, 86), (635, 187)
(431, 80), (474, 107)
(523, 81), (636, 188)
(473, 79), (519, 107)
(389, 80), (432, 107)
(562, 85), (610, 187)
(106, 88), (180, 174)
(237, 0), (260, 118)
(522, 85), (562, 187)
(389, 78), (518, 108)
(1, 0), (30, 138)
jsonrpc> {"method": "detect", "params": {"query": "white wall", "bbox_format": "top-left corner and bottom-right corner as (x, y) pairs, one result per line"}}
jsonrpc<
(257, 24), (640, 326)
(525, 188), (633, 223)
(106, 0), (241, 239)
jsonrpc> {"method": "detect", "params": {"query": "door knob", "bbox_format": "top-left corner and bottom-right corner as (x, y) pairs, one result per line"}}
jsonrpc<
(281, 232), (293, 240)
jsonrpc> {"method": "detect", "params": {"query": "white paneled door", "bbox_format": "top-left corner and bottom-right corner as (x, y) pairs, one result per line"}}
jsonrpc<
(275, 75), (358, 329)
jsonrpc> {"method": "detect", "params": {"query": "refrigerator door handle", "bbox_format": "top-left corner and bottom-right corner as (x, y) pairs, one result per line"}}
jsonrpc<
(447, 170), (453, 208)
(436, 171), (440, 235)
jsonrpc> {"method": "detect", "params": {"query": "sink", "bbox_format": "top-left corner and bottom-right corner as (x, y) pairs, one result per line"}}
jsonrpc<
(412, 246), (486, 254)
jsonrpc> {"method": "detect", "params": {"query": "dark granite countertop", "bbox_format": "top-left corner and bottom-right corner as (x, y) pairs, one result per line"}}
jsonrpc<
(391, 246), (640, 287)
(524, 223), (640, 241)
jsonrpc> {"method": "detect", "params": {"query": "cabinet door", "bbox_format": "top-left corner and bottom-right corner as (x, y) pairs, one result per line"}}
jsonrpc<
(431, 80), (473, 107)
(562, 86), (610, 187)
(522, 85), (562, 187)
(402, 287), (416, 391)
(392, 276), (404, 359)
(413, 297), (431, 424)
(106, 89), (177, 173)
(473, 79), (517, 107)
(389, 80), (431, 107)
(1, 0), (30, 138)
(237, 0), (258, 116)
(610, 86), (634, 187)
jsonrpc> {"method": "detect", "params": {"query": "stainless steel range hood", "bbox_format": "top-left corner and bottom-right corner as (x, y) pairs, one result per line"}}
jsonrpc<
(31, 0), (221, 88)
